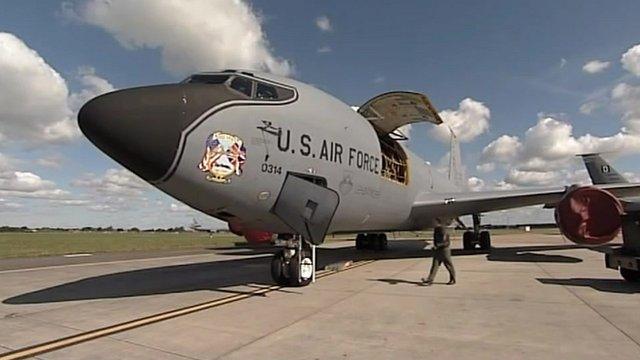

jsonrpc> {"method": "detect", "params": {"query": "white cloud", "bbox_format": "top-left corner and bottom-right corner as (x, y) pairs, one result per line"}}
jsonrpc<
(0, 32), (113, 146)
(0, 151), (69, 199)
(0, 198), (22, 211)
(68, 66), (115, 112)
(479, 115), (640, 187)
(36, 155), (64, 169)
(68, 0), (293, 77)
(52, 199), (91, 206)
(467, 176), (485, 192)
(431, 98), (490, 143)
(622, 171), (640, 182)
(70, 168), (148, 214)
(480, 135), (521, 166)
(560, 58), (567, 68)
(88, 204), (118, 212)
(0, 171), (70, 199)
(0, 171), (56, 192)
(476, 163), (495, 173)
(579, 101), (600, 115)
(621, 43), (640, 76)
(582, 60), (610, 74)
(73, 168), (148, 196)
(317, 45), (332, 53)
(315, 15), (333, 32)
(504, 168), (560, 187)
(611, 83), (640, 134)
(0, 32), (75, 144)
(0, 153), (14, 171)
(372, 75), (385, 84)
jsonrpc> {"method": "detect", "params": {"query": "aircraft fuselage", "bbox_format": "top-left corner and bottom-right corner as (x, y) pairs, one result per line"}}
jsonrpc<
(79, 71), (459, 235)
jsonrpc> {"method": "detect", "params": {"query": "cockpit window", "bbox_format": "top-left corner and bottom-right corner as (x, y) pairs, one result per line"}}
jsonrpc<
(183, 73), (295, 101)
(184, 74), (230, 84)
(230, 76), (253, 97)
(256, 82), (278, 100)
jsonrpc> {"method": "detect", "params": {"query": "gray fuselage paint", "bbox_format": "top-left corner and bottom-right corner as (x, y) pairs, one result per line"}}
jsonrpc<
(157, 73), (459, 234)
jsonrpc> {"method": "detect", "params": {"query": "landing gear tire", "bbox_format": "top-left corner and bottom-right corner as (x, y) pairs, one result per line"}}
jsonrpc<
(355, 233), (389, 251)
(479, 231), (491, 251)
(270, 251), (288, 286)
(355, 233), (365, 250)
(289, 247), (313, 287)
(373, 233), (388, 251)
(620, 267), (640, 283)
(462, 231), (475, 250)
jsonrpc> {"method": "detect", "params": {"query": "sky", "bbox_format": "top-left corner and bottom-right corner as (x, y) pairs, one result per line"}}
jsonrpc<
(1, 0), (640, 229)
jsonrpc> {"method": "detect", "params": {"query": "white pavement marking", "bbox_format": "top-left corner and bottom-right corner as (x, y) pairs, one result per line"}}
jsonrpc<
(62, 254), (93, 258)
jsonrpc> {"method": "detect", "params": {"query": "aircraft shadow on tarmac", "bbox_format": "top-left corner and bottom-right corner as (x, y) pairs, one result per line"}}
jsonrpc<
(3, 241), (426, 304)
(537, 278), (640, 294)
(486, 245), (583, 263)
(2, 240), (598, 304)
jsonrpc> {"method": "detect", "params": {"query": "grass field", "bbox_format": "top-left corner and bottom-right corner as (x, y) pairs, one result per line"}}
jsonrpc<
(0, 227), (560, 259)
(0, 232), (243, 259)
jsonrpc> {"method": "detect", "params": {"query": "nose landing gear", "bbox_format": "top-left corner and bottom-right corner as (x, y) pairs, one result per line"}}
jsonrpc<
(271, 236), (314, 287)
(268, 172), (339, 287)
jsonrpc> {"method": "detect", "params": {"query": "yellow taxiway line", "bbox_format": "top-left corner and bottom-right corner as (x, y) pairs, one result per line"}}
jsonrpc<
(0, 260), (375, 360)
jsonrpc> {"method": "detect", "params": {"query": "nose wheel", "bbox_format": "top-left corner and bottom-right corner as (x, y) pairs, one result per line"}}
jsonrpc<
(271, 237), (314, 287)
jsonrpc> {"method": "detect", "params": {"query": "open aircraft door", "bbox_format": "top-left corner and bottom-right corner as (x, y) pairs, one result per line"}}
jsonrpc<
(358, 91), (443, 137)
(357, 92), (443, 185)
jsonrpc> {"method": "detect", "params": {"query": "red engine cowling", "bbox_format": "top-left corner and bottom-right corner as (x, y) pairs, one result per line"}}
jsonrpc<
(554, 186), (623, 245)
(227, 219), (273, 244)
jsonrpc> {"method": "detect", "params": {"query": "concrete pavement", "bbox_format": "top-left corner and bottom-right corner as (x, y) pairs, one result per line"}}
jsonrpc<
(1, 234), (639, 359)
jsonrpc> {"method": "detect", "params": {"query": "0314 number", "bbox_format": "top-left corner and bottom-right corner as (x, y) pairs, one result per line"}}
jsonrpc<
(261, 163), (282, 174)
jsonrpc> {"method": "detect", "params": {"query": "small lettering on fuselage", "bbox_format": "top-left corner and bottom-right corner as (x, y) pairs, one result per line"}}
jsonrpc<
(276, 129), (380, 174)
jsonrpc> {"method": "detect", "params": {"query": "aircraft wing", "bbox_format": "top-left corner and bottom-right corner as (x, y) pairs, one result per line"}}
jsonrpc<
(410, 183), (640, 219)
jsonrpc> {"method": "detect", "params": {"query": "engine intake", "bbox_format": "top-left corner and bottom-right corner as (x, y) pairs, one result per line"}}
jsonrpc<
(554, 186), (623, 245)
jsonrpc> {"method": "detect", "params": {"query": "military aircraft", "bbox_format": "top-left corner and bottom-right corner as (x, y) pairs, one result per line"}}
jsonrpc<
(78, 70), (640, 286)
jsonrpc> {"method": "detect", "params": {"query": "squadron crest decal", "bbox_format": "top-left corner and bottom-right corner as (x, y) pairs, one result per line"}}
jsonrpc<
(198, 132), (246, 183)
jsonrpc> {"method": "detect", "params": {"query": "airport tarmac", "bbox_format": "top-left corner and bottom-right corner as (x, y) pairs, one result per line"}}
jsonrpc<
(1, 233), (639, 359)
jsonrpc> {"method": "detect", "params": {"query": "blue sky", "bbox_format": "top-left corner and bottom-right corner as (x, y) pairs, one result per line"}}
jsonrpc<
(1, 0), (640, 228)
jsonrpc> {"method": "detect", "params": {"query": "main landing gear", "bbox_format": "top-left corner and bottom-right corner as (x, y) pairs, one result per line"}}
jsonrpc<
(355, 233), (389, 251)
(271, 236), (314, 287)
(462, 213), (491, 251)
(605, 210), (640, 283)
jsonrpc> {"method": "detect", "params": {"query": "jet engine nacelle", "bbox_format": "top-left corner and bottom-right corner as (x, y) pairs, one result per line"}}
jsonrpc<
(228, 219), (274, 244)
(554, 186), (623, 245)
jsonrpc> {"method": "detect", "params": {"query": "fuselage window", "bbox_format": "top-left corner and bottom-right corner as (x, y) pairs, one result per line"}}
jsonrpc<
(184, 74), (230, 84)
(230, 76), (253, 97)
(256, 82), (278, 100)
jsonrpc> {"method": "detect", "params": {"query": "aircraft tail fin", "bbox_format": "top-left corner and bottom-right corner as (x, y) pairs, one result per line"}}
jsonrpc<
(448, 128), (466, 190)
(579, 153), (628, 185)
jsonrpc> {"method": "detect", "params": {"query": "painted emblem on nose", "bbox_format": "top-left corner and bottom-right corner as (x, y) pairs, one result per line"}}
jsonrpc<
(198, 132), (246, 183)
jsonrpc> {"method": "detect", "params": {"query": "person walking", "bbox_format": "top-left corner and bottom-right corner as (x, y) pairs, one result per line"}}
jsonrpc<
(422, 226), (456, 285)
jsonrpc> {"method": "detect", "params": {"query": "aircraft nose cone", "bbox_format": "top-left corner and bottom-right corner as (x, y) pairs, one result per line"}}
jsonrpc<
(78, 85), (187, 182)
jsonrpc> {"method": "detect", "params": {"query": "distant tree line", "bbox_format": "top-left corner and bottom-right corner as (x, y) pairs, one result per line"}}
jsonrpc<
(0, 226), (230, 233)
